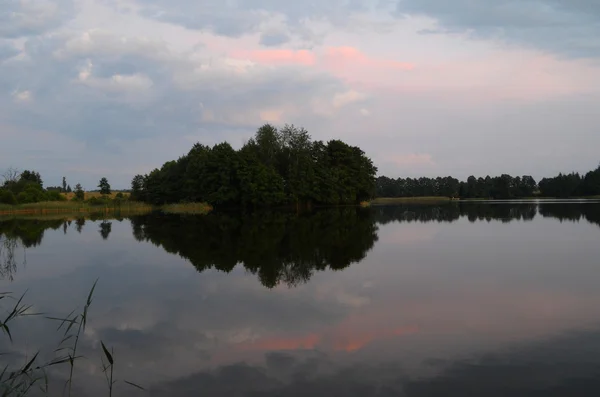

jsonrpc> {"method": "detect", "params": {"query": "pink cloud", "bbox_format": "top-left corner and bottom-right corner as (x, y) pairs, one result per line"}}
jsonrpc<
(227, 46), (415, 85)
(234, 320), (418, 354)
(229, 49), (316, 66)
(323, 46), (415, 72)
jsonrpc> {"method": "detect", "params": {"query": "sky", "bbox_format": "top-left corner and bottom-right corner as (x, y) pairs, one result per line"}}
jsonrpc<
(1, 0), (600, 189)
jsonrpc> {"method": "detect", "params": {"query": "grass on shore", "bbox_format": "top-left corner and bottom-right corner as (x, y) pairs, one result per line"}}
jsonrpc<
(370, 197), (453, 205)
(61, 191), (130, 200)
(0, 200), (153, 216)
(0, 200), (214, 217)
(162, 202), (213, 214)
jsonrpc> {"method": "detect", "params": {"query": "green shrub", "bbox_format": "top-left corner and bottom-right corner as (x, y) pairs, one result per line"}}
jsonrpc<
(17, 192), (33, 204)
(87, 196), (111, 206)
(45, 190), (67, 201)
(0, 189), (17, 205)
(87, 196), (101, 206)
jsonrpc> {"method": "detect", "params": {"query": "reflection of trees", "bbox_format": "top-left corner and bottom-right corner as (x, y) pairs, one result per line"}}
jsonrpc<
(0, 235), (19, 281)
(99, 221), (112, 240)
(0, 218), (63, 281)
(1, 202), (599, 284)
(373, 205), (461, 225)
(538, 203), (600, 227)
(130, 208), (379, 288)
(75, 217), (85, 233)
(460, 203), (537, 223)
(373, 203), (539, 225)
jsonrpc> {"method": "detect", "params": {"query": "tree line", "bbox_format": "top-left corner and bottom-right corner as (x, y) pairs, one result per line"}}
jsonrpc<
(130, 124), (378, 208)
(376, 164), (600, 199)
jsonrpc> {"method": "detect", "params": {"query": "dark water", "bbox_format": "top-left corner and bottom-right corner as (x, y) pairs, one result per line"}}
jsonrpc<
(2, 202), (600, 396)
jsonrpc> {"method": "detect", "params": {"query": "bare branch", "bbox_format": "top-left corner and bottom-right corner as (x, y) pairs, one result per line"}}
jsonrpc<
(2, 167), (20, 185)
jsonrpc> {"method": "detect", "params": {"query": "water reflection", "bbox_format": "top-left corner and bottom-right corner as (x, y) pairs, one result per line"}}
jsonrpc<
(141, 329), (600, 397)
(0, 218), (63, 280)
(2, 202), (600, 286)
(130, 208), (378, 288)
(99, 220), (112, 240)
(373, 201), (600, 225)
(2, 202), (600, 396)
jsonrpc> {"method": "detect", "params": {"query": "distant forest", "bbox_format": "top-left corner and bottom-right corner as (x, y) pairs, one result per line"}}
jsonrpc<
(130, 124), (378, 208)
(376, 165), (600, 199)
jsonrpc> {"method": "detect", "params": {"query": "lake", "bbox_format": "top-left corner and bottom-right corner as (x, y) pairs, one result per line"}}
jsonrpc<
(2, 201), (600, 396)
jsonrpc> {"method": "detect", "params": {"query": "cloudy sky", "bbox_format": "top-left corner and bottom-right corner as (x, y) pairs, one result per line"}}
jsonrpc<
(1, 0), (600, 189)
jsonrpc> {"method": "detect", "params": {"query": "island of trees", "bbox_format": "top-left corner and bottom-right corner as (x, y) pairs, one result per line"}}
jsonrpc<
(130, 124), (378, 208)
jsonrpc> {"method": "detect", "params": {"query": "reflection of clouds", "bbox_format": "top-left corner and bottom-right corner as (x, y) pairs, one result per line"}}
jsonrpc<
(139, 329), (600, 397)
(2, 214), (600, 396)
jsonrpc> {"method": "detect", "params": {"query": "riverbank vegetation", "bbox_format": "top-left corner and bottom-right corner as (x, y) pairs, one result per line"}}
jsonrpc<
(376, 164), (600, 200)
(130, 124), (378, 209)
(0, 170), (162, 216)
(0, 200), (154, 216)
(161, 203), (213, 214)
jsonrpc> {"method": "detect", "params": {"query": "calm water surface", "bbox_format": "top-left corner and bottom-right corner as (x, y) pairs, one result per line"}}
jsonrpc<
(2, 202), (600, 396)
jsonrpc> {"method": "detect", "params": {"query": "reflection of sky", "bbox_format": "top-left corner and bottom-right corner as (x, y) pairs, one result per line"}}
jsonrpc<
(2, 214), (600, 396)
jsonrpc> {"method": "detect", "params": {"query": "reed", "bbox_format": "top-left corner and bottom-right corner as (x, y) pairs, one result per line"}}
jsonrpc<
(0, 282), (144, 396)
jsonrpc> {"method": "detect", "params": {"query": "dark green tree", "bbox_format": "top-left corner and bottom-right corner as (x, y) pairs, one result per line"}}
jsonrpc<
(19, 170), (43, 187)
(135, 124), (377, 208)
(74, 183), (85, 201)
(130, 174), (145, 201)
(0, 190), (17, 205)
(98, 178), (111, 196)
(582, 164), (600, 196)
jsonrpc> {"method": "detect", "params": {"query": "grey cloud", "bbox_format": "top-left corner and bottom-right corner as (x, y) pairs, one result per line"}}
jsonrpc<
(235, 0), (371, 22)
(395, 0), (600, 58)
(138, 0), (262, 37)
(0, 30), (350, 187)
(0, 42), (19, 62)
(136, 0), (376, 41)
(0, 0), (75, 38)
(260, 31), (292, 46)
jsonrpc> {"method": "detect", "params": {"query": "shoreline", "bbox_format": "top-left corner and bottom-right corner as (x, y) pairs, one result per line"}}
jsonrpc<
(2, 197), (599, 219)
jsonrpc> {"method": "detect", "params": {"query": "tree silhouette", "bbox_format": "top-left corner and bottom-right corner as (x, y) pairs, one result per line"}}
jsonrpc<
(98, 178), (111, 196)
(74, 183), (85, 200)
(99, 221), (112, 240)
